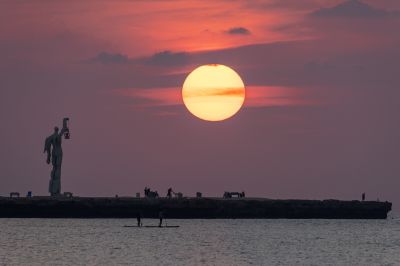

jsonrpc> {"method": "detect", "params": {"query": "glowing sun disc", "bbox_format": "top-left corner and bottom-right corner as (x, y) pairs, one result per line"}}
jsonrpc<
(182, 64), (245, 121)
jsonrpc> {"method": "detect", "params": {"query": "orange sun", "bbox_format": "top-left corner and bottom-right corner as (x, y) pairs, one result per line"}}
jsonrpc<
(182, 64), (245, 121)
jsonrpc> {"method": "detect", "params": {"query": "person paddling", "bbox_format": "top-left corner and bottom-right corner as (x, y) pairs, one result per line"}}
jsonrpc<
(158, 211), (163, 227)
(137, 213), (142, 227)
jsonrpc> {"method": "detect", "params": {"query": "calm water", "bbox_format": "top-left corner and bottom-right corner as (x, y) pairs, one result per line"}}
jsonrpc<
(0, 218), (399, 266)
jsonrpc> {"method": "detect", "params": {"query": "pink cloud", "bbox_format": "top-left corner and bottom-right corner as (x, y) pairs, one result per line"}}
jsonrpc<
(245, 86), (320, 107)
(115, 87), (182, 107)
(115, 85), (319, 109)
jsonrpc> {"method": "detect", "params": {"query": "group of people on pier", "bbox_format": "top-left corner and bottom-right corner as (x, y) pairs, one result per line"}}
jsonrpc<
(144, 187), (179, 198)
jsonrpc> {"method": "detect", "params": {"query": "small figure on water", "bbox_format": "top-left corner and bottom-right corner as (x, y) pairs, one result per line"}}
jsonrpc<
(137, 213), (142, 227)
(362, 193), (365, 201)
(159, 211), (163, 227)
(44, 118), (70, 196)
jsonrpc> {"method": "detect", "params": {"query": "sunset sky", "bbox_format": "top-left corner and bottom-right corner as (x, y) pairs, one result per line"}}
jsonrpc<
(1, 0), (399, 209)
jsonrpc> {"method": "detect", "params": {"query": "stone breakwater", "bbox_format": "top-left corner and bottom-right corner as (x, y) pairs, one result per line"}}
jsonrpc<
(0, 197), (392, 219)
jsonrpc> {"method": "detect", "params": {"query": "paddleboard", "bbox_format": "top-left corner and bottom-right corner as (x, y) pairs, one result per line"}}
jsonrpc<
(123, 225), (179, 228)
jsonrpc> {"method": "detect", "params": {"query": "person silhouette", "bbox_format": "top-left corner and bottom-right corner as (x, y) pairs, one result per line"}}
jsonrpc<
(167, 188), (173, 198)
(159, 211), (163, 227)
(137, 213), (142, 227)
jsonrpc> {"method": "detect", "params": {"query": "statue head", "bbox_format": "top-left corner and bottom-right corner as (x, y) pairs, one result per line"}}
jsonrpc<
(54, 126), (59, 133)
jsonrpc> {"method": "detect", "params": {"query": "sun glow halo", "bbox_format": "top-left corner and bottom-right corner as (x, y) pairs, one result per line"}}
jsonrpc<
(182, 64), (245, 121)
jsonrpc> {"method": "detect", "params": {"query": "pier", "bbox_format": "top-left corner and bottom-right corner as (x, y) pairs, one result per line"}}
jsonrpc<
(0, 197), (392, 219)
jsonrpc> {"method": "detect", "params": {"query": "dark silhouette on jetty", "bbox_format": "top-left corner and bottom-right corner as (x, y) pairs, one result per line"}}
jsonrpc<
(0, 196), (391, 219)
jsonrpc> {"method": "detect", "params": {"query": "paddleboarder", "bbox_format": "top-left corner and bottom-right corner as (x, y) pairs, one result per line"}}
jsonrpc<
(159, 211), (163, 227)
(137, 213), (142, 227)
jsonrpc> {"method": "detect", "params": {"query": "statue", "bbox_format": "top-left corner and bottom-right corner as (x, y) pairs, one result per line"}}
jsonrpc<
(44, 118), (70, 196)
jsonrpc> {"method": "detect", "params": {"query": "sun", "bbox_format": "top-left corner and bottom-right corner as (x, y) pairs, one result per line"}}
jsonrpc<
(182, 64), (245, 121)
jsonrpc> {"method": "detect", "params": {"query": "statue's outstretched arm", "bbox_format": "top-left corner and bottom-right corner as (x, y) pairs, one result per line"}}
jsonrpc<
(59, 117), (69, 137)
(59, 128), (66, 137)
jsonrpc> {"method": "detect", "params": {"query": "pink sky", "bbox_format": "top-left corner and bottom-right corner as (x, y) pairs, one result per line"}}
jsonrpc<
(1, 0), (399, 210)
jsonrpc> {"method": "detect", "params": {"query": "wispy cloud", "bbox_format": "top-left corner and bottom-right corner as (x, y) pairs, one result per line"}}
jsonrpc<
(115, 86), (318, 110)
(137, 50), (190, 66)
(309, 0), (398, 18)
(183, 88), (245, 98)
(225, 27), (251, 35)
(89, 52), (130, 64)
(89, 50), (190, 67)
(115, 87), (182, 107)
(244, 86), (319, 107)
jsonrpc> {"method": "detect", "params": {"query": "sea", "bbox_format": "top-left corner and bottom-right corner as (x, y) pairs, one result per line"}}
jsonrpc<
(1, 217), (399, 266)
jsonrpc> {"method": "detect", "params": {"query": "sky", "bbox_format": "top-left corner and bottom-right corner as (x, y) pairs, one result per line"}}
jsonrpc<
(1, 0), (399, 210)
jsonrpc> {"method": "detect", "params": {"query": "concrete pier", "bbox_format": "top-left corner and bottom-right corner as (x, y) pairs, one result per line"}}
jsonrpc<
(0, 197), (392, 219)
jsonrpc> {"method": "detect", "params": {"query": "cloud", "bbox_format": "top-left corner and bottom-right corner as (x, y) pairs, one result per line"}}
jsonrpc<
(309, 0), (395, 18)
(139, 50), (190, 66)
(183, 88), (245, 98)
(90, 50), (190, 67)
(226, 27), (251, 35)
(116, 86), (317, 109)
(90, 52), (130, 64)
(115, 87), (181, 107)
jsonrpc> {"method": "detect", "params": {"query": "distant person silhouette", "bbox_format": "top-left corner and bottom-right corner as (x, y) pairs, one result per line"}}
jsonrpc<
(137, 213), (142, 227)
(159, 211), (163, 227)
(167, 188), (173, 198)
(362, 193), (365, 201)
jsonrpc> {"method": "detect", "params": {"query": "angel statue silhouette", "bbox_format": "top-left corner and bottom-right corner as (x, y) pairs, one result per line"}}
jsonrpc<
(44, 118), (70, 196)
